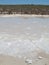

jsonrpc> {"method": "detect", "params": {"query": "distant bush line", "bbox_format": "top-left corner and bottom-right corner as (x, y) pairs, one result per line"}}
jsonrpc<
(0, 5), (49, 15)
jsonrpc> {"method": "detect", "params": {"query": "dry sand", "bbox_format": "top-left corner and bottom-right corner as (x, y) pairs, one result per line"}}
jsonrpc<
(0, 51), (49, 65)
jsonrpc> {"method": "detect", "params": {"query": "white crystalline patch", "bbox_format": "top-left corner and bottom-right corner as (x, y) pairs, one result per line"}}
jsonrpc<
(16, 48), (19, 53)
(7, 42), (12, 46)
(32, 40), (38, 43)
(19, 39), (22, 42)
(35, 56), (43, 61)
(17, 44), (20, 47)
(25, 58), (32, 64)
(38, 56), (43, 59)
(35, 35), (49, 53)
(25, 32), (30, 35)
(0, 32), (49, 57)
(33, 33), (37, 36)
(26, 27), (31, 30)
(38, 37), (44, 42)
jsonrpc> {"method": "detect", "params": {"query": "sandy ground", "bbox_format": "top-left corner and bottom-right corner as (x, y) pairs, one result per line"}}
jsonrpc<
(0, 51), (49, 65)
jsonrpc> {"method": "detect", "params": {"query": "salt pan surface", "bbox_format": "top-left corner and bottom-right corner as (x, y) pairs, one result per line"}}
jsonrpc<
(0, 17), (49, 58)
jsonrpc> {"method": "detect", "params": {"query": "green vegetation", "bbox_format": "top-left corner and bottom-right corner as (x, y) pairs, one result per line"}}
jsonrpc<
(0, 5), (49, 9)
(0, 5), (49, 15)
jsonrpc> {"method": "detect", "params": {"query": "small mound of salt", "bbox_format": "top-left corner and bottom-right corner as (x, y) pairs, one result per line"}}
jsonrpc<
(38, 56), (43, 59)
(25, 58), (32, 64)
(36, 56), (43, 61)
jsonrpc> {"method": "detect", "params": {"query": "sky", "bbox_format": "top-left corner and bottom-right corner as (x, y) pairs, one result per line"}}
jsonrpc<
(0, 0), (49, 5)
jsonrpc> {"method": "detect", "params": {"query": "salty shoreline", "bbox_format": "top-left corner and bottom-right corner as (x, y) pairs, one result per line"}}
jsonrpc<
(0, 14), (49, 17)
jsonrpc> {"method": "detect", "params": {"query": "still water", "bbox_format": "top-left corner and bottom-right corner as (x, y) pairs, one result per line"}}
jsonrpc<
(0, 16), (49, 57)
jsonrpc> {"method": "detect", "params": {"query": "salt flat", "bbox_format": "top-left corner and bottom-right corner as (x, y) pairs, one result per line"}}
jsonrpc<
(0, 16), (49, 65)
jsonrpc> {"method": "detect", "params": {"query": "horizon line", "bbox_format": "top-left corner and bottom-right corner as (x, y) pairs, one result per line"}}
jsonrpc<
(0, 4), (49, 5)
